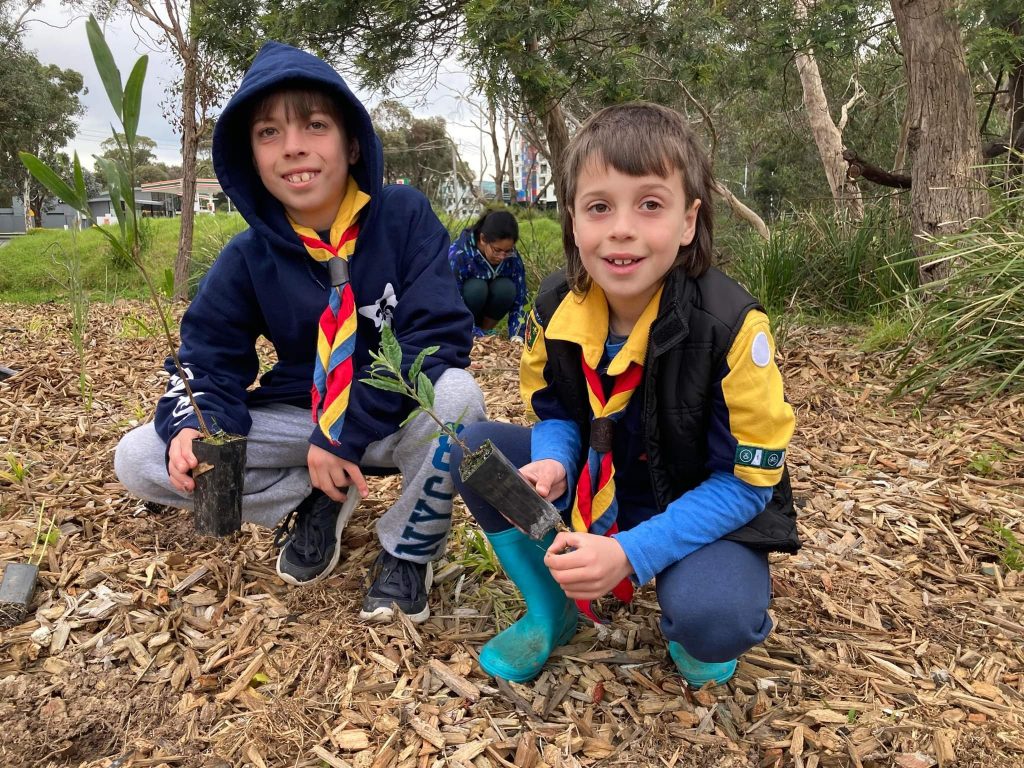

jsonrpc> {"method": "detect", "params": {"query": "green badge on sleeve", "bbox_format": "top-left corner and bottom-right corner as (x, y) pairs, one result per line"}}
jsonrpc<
(525, 312), (539, 351)
(735, 445), (785, 469)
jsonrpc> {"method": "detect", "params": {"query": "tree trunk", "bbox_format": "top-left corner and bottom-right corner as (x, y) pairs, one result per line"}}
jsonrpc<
(486, 93), (505, 201)
(23, 177), (32, 232)
(891, 0), (989, 277)
(175, 39), (201, 301)
(794, 0), (863, 221)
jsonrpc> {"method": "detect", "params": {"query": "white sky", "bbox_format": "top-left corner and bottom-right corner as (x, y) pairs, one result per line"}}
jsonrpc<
(21, 2), (494, 180)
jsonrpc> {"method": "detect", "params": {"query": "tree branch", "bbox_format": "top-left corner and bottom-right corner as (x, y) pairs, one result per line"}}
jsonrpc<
(842, 149), (911, 188)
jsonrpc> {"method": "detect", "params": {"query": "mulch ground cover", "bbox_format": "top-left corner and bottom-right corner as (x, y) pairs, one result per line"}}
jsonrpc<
(1, 300), (1022, 768)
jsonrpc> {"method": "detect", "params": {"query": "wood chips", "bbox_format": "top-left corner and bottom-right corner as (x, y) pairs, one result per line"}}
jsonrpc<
(0, 301), (1022, 767)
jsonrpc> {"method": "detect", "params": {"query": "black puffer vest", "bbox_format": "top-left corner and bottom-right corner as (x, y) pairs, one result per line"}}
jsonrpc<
(534, 267), (800, 553)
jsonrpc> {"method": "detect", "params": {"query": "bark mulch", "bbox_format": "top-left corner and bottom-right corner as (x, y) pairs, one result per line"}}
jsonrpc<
(1, 301), (1022, 768)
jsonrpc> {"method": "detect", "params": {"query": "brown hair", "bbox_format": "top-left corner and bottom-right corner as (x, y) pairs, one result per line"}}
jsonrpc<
(559, 102), (715, 293)
(249, 86), (352, 138)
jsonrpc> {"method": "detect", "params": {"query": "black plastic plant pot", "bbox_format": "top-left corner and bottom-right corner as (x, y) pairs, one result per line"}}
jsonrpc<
(0, 562), (39, 628)
(191, 435), (246, 536)
(459, 439), (564, 540)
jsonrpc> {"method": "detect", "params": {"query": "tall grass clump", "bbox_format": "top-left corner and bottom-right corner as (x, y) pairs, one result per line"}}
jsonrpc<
(720, 201), (916, 319)
(892, 182), (1024, 401)
(721, 216), (809, 316)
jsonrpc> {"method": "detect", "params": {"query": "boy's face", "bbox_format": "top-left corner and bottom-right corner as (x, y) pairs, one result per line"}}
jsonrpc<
(572, 161), (699, 330)
(251, 95), (359, 232)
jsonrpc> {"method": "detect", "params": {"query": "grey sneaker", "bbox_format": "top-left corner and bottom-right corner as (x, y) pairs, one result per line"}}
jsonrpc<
(274, 489), (360, 586)
(359, 551), (434, 623)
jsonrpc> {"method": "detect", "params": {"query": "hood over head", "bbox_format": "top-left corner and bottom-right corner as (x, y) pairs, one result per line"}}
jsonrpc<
(213, 41), (383, 253)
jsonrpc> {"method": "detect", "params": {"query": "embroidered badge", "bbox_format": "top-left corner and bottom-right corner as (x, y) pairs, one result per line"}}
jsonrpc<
(525, 311), (539, 351)
(751, 331), (771, 367)
(358, 282), (397, 329)
(736, 445), (785, 469)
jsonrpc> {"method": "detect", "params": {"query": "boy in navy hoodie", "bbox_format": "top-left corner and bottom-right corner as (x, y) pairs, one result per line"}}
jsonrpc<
(114, 41), (484, 624)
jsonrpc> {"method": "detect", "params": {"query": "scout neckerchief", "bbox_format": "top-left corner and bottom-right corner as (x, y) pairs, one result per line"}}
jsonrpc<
(289, 176), (371, 443)
(568, 285), (663, 623)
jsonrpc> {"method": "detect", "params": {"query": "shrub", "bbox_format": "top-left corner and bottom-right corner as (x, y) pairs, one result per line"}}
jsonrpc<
(892, 183), (1024, 401)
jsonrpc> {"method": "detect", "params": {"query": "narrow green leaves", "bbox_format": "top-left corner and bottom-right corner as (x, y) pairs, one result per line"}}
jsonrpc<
(86, 15), (123, 120)
(19, 152), (84, 211)
(72, 152), (87, 206)
(123, 56), (149, 144)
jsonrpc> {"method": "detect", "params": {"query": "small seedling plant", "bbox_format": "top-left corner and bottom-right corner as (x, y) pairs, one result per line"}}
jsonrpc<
(360, 324), (472, 457)
(361, 326), (564, 541)
(19, 16), (245, 536)
(19, 16), (211, 439)
(0, 503), (58, 628)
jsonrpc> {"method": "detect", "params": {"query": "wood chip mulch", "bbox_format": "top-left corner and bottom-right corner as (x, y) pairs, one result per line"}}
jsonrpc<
(1, 300), (1022, 768)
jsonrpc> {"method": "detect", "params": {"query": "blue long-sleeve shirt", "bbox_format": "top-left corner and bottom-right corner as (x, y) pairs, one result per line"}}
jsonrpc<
(531, 418), (771, 585)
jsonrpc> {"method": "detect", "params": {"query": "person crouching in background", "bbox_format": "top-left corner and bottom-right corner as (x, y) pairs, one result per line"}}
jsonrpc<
(449, 210), (528, 342)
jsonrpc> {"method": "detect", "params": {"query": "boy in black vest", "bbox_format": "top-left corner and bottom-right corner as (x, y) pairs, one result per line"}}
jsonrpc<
(451, 102), (797, 685)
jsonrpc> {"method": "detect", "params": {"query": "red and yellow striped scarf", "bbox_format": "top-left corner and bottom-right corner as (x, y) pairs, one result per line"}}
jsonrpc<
(289, 177), (371, 443)
(568, 286), (663, 622)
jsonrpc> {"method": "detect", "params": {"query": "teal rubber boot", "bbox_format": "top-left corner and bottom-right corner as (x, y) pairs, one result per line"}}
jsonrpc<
(668, 641), (737, 687)
(480, 528), (578, 683)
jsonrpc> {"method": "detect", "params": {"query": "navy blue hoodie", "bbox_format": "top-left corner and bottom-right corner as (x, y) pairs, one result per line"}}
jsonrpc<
(154, 41), (474, 462)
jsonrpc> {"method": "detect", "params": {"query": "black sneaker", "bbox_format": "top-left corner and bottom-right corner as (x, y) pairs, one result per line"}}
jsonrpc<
(359, 551), (434, 623)
(274, 489), (359, 586)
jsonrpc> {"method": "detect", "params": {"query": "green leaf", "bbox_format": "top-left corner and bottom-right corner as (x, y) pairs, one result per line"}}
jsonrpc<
(38, 528), (59, 546)
(97, 156), (127, 240)
(399, 407), (423, 427)
(122, 56), (149, 144)
(358, 376), (409, 394)
(72, 152), (87, 205)
(19, 153), (84, 211)
(381, 324), (403, 372)
(416, 372), (435, 410)
(408, 345), (439, 385)
(162, 267), (175, 298)
(86, 15), (123, 120)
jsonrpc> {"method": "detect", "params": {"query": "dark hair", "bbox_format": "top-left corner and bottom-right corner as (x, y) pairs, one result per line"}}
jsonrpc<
(249, 86), (355, 140)
(473, 210), (519, 244)
(559, 102), (715, 294)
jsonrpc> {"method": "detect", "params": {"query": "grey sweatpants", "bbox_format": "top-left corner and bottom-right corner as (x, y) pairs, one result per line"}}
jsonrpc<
(114, 368), (485, 563)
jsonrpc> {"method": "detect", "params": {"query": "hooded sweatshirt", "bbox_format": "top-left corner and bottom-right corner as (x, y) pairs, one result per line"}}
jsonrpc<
(153, 41), (474, 463)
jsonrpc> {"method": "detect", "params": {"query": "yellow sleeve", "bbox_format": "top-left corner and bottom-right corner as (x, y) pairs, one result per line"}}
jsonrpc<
(519, 307), (577, 424)
(718, 310), (795, 486)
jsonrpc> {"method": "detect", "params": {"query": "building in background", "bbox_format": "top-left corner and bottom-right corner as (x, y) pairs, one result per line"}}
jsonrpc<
(511, 128), (558, 209)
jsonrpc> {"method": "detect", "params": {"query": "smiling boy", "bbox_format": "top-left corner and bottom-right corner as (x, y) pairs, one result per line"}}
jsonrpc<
(114, 42), (484, 623)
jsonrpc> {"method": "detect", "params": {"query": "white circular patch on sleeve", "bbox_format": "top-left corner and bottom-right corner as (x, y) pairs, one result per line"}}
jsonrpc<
(751, 331), (772, 367)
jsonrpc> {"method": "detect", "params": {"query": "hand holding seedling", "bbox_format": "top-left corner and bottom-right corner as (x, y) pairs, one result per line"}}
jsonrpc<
(168, 428), (201, 492)
(519, 459), (568, 500)
(307, 444), (369, 502)
(544, 532), (634, 601)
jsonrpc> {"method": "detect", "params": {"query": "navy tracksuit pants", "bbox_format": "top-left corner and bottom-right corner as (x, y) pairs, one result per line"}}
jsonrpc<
(450, 421), (774, 663)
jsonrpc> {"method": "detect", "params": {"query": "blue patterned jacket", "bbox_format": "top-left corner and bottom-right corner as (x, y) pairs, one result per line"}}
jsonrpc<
(447, 228), (528, 338)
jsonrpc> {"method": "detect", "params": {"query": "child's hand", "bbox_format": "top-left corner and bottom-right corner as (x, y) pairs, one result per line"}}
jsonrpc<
(307, 444), (369, 502)
(543, 532), (634, 601)
(519, 459), (567, 500)
(168, 428), (201, 493)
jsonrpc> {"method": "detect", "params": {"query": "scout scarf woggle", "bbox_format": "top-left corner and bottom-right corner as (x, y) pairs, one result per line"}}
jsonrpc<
(289, 177), (371, 443)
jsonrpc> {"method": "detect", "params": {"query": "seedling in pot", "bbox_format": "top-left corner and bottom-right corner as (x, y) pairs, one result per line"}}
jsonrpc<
(19, 17), (244, 536)
(0, 503), (57, 628)
(361, 326), (565, 540)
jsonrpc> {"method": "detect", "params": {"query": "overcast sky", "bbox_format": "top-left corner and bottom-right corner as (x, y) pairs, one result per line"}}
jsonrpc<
(22, 2), (492, 178)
